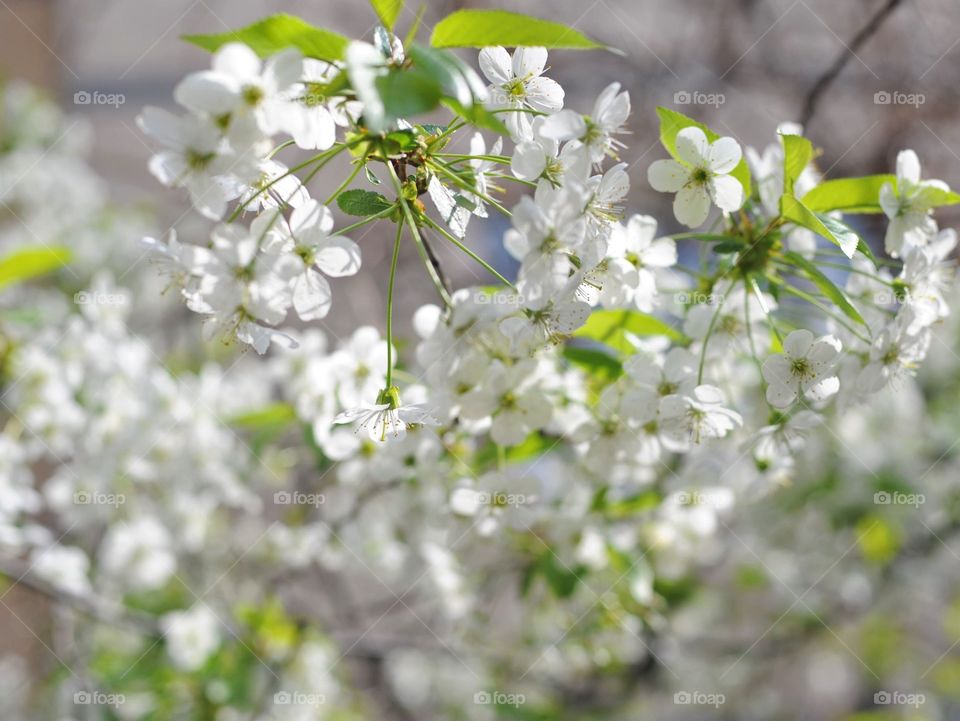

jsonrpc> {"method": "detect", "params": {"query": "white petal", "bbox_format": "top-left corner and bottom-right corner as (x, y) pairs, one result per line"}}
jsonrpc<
(783, 329), (814, 358)
(213, 43), (262, 80)
(765, 381), (797, 408)
(524, 77), (564, 112)
(675, 127), (709, 166)
(314, 237), (361, 277)
(673, 185), (711, 228)
(805, 375), (839, 402)
(293, 269), (332, 320)
(708, 174), (744, 213)
(708, 136), (742, 174)
(896, 149), (921, 186)
(512, 47), (548, 78)
(648, 159), (689, 193)
(174, 72), (240, 116)
(478, 47), (512, 85)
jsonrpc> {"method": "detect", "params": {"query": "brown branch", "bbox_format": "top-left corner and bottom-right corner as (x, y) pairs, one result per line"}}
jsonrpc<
(800, 0), (905, 128)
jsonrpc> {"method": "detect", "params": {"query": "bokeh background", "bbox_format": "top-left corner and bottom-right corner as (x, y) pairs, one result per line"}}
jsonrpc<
(3, 1), (960, 718)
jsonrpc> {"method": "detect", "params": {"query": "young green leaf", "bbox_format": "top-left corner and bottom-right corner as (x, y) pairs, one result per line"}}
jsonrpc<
(781, 194), (859, 258)
(369, 0), (404, 30)
(782, 250), (866, 326)
(183, 14), (349, 62)
(781, 134), (812, 196)
(0, 246), (72, 291)
(573, 309), (685, 353)
(430, 9), (604, 50)
(562, 346), (624, 380)
(655, 106), (752, 200)
(800, 175), (894, 214)
(337, 189), (394, 216)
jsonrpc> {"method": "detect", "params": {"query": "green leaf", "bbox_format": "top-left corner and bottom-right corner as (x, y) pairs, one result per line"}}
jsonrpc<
(781, 134), (812, 196)
(781, 194), (859, 258)
(782, 250), (866, 326)
(430, 9), (604, 49)
(369, 0), (403, 30)
(336, 189), (393, 216)
(375, 67), (442, 120)
(183, 14), (349, 62)
(800, 175), (893, 214)
(655, 106), (752, 200)
(573, 309), (684, 353)
(713, 240), (745, 254)
(0, 246), (72, 291)
(562, 346), (623, 380)
(229, 403), (297, 429)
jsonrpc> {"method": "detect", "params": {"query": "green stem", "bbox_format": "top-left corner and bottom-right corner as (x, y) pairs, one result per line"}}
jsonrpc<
(767, 275), (871, 343)
(696, 286), (730, 384)
(805, 258), (898, 286)
(331, 205), (397, 237)
(324, 149), (368, 205)
(228, 143), (346, 222)
(384, 160), (452, 307)
(421, 215), (515, 289)
(385, 221), (403, 388)
(427, 160), (511, 218)
(749, 276), (783, 345)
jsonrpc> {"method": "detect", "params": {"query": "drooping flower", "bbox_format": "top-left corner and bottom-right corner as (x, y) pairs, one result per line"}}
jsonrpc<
(478, 46), (564, 140)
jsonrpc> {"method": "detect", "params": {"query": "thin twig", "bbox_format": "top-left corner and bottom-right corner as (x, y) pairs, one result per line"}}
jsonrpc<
(800, 0), (905, 127)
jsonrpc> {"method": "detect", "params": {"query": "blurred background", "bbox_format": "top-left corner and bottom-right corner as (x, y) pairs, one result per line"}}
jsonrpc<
(3, 1), (960, 718)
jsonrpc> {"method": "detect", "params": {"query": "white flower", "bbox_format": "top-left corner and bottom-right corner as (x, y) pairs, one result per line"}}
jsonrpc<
(478, 46), (564, 140)
(596, 214), (677, 311)
(99, 517), (176, 591)
(659, 385), (743, 448)
(330, 326), (390, 408)
(761, 329), (842, 408)
(459, 360), (552, 446)
(162, 605), (221, 671)
(288, 58), (338, 150)
(540, 82), (630, 163)
(31, 545), (90, 596)
(334, 387), (440, 443)
(270, 199), (361, 320)
(880, 149), (948, 257)
(511, 118), (589, 184)
(174, 42), (303, 137)
(898, 228), (956, 330)
(137, 107), (245, 220)
(648, 127), (745, 228)
(857, 310), (931, 392)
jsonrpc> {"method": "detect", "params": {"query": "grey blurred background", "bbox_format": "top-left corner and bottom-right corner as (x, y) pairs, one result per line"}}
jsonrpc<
(2, 0), (960, 337)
